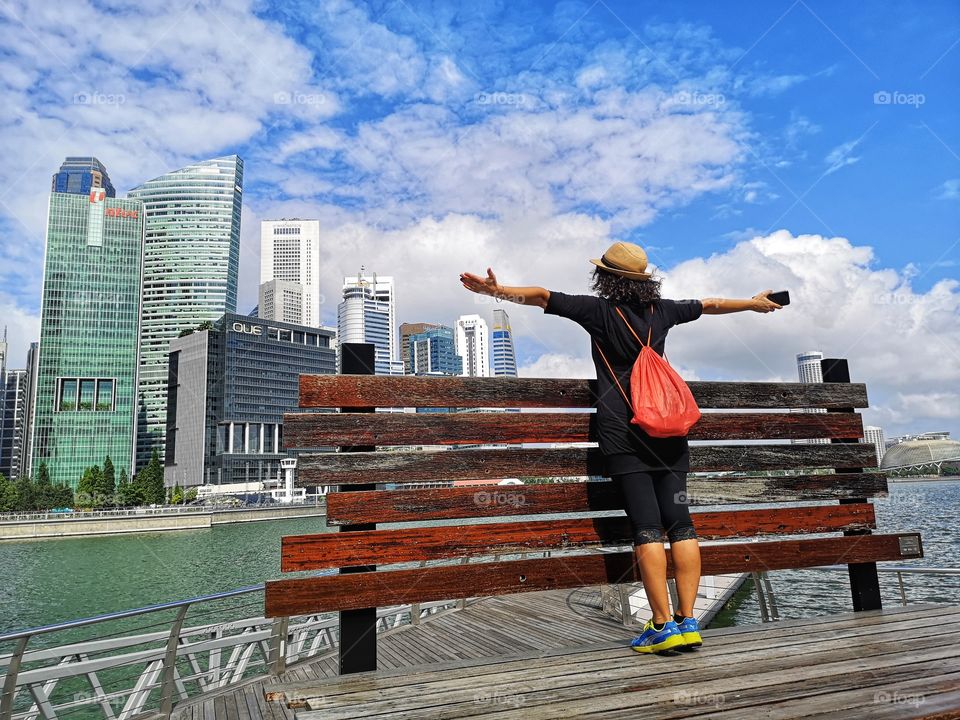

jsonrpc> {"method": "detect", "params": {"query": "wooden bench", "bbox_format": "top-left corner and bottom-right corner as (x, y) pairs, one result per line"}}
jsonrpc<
(264, 345), (923, 680)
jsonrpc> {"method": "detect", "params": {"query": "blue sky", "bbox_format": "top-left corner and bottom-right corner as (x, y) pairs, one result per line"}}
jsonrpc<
(1, 0), (958, 438)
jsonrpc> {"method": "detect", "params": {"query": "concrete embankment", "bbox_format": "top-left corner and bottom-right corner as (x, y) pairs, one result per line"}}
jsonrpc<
(0, 504), (326, 540)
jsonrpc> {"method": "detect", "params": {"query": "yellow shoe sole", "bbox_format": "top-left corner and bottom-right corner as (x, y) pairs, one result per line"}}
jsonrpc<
(680, 631), (703, 647)
(632, 632), (686, 654)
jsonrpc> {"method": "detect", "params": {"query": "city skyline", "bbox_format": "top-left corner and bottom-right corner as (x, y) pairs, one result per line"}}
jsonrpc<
(2, 0), (957, 443)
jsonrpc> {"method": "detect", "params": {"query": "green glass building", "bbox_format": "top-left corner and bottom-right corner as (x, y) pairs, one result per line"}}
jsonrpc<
(128, 156), (243, 470)
(31, 188), (144, 488)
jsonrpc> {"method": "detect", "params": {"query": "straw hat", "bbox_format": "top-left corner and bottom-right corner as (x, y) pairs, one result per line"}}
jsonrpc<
(590, 241), (653, 280)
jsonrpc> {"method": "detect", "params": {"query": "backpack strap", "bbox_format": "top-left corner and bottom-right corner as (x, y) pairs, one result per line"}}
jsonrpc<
(614, 305), (653, 349)
(592, 304), (655, 408)
(593, 339), (632, 408)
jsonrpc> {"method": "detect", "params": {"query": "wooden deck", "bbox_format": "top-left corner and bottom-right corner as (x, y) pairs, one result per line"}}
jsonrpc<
(170, 585), (653, 720)
(266, 602), (960, 720)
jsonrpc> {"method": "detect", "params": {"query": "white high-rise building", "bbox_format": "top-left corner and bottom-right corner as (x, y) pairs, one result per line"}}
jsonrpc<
(863, 426), (886, 468)
(337, 270), (403, 375)
(794, 350), (829, 445)
(259, 280), (304, 326)
(260, 219), (321, 327)
(455, 315), (490, 377)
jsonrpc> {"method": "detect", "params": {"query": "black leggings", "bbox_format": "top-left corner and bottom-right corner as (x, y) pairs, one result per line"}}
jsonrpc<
(611, 469), (699, 545)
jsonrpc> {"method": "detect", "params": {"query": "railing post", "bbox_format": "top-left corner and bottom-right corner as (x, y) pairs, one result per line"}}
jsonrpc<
(822, 357), (882, 611)
(159, 604), (189, 718)
(338, 343), (378, 674)
(268, 616), (289, 676)
(0, 635), (29, 719)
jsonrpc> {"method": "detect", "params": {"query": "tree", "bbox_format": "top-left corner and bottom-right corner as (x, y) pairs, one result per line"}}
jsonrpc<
(184, 487), (198, 503)
(139, 449), (166, 505)
(0, 474), (17, 512)
(116, 468), (131, 506)
(171, 483), (184, 505)
(76, 467), (98, 509)
(100, 456), (117, 504)
(14, 476), (34, 512)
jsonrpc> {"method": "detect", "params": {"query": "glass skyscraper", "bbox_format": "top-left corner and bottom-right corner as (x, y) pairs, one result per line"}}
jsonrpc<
(491, 308), (518, 377)
(407, 326), (462, 375)
(31, 185), (144, 488)
(51, 156), (115, 198)
(129, 156), (243, 469)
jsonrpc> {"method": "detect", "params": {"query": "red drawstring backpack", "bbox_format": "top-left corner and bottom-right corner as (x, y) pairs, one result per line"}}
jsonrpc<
(593, 305), (701, 438)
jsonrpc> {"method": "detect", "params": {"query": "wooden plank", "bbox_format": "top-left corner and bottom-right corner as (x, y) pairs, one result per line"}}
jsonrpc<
(324, 473), (887, 525)
(265, 604), (956, 703)
(281, 504), (876, 571)
(297, 444), (881, 486)
(264, 532), (922, 616)
(294, 639), (957, 720)
(284, 411), (864, 447)
(299, 376), (870, 410)
(287, 613), (958, 719)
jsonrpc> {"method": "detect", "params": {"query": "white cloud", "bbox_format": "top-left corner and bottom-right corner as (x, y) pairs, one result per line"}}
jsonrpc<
(519, 353), (597, 379)
(937, 179), (960, 200)
(824, 137), (864, 176)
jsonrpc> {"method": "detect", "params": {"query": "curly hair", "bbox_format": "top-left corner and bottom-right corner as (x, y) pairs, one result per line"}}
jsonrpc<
(589, 266), (662, 305)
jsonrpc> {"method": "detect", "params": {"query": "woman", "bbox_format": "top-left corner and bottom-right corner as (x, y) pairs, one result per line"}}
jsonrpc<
(460, 240), (782, 654)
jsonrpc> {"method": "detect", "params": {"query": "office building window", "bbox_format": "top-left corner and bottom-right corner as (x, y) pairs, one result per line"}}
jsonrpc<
(57, 377), (116, 412)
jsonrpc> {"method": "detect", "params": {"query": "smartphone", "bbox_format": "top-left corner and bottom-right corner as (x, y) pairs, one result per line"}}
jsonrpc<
(768, 290), (790, 306)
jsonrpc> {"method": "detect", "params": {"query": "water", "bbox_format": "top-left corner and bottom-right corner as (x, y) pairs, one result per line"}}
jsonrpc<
(0, 479), (956, 634)
(0, 516), (333, 635)
(713, 478), (960, 626)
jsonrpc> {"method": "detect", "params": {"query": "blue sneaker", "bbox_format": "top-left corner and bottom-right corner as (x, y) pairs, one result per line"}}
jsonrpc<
(675, 615), (703, 647)
(631, 619), (685, 654)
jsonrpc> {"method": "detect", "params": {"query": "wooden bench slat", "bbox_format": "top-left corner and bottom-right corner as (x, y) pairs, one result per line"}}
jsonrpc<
(323, 473), (887, 525)
(299, 444), (881, 486)
(285, 411), (864, 447)
(281, 503), (876, 571)
(299, 376), (870, 409)
(264, 532), (922, 616)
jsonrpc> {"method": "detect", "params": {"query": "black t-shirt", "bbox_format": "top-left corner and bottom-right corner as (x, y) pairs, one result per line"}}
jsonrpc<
(543, 291), (703, 473)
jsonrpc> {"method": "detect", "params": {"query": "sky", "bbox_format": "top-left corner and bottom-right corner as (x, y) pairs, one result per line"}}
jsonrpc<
(1, 0), (958, 441)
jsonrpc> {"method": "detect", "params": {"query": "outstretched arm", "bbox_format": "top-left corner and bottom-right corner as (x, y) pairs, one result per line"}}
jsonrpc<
(701, 290), (782, 314)
(460, 268), (550, 309)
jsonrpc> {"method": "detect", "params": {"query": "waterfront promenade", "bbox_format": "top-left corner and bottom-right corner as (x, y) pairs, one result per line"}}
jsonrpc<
(165, 589), (960, 720)
(170, 579), (743, 720)
(0, 503), (325, 540)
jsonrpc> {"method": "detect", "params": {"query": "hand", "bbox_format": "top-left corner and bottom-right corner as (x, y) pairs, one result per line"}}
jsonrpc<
(460, 267), (503, 298)
(751, 289), (782, 313)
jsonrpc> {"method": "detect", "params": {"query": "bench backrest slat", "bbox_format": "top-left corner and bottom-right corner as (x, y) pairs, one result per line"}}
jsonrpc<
(266, 533), (920, 617)
(296, 444), (881, 486)
(284, 410), (864, 446)
(281, 503), (876, 571)
(322, 473), (889, 524)
(299, 376), (870, 409)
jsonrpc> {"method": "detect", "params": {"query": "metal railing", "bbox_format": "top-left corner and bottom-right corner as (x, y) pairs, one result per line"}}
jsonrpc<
(0, 581), (464, 720)
(0, 500), (325, 524)
(751, 565), (960, 621)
